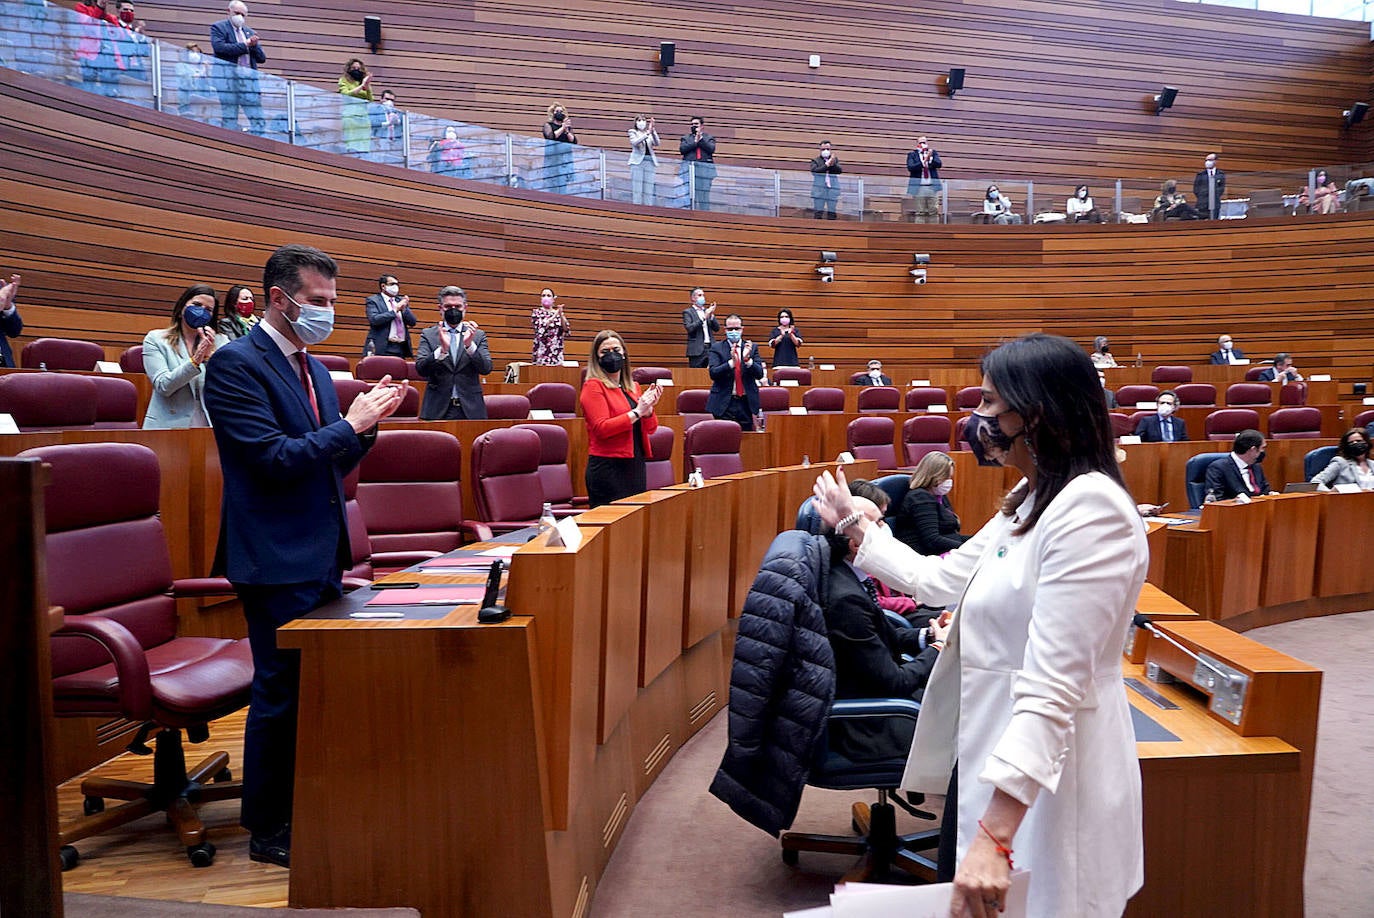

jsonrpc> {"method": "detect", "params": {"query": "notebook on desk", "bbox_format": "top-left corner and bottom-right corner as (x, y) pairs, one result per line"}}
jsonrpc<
(1284, 482), (1319, 493)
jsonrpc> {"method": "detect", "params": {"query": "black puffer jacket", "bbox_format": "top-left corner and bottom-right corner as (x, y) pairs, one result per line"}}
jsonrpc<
(709, 530), (836, 836)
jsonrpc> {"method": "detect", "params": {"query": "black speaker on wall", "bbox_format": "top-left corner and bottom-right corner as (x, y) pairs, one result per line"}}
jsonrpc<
(946, 67), (965, 97)
(659, 41), (676, 75)
(364, 15), (381, 53)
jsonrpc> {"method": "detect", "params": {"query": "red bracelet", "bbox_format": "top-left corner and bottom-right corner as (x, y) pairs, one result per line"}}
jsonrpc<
(978, 819), (1015, 869)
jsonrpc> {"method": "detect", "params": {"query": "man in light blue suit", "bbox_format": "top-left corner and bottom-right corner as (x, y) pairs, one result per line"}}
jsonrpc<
(204, 244), (404, 867)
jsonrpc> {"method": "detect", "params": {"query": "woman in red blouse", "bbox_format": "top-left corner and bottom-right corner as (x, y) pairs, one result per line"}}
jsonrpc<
(580, 329), (662, 507)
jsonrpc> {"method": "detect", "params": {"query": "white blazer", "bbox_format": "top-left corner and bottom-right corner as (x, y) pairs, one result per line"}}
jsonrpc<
(855, 472), (1147, 917)
(626, 127), (660, 166)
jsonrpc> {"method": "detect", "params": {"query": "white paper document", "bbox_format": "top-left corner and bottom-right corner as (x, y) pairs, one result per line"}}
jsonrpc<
(785, 870), (1029, 918)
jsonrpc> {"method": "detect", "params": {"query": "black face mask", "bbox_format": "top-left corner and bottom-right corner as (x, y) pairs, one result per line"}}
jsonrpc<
(443, 308), (464, 326)
(348, 68), (364, 81)
(1346, 441), (1370, 459)
(598, 351), (624, 373)
(965, 412), (1018, 466)
(1099, 345), (1110, 353)
(1255, 449), (1267, 464)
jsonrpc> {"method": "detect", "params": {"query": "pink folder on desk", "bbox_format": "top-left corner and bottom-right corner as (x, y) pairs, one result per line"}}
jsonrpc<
(417, 555), (502, 569)
(364, 583), (488, 606)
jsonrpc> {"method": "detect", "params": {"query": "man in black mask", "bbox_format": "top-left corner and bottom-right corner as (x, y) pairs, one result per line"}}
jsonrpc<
(416, 285), (491, 420)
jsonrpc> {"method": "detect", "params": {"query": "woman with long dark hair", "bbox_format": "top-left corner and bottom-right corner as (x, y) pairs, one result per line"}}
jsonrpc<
(142, 283), (227, 428)
(579, 329), (662, 507)
(218, 284), (258, 339)
(813, 333), (1147, 917)
(767, 308), (803, 368)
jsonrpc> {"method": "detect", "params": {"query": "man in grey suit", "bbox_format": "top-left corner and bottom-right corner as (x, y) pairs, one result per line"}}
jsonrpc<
(682, 285), (718, 368)
(1192, 152), (1226, 220)
(415, 286), (491, 420)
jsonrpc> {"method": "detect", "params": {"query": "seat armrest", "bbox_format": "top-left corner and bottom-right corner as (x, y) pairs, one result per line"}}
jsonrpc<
(47, 605), (65, 635)
(341, 576), (373, 592)
(171, 577), (236, 597)
(460, 520), (494, 543)
(55, 616), (153, 720)
(883, 610), (914, 631)
(370, 550), (443, 567)
(829, 697), (922, 724)
(550, 508), (582, 518)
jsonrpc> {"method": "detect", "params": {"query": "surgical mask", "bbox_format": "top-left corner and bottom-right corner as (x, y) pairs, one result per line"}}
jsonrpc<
(820, 148), (830, 157)
(694, 294), (706, 307)
(966, 412), (1018, 466)
(1078, 189), (1088, 199)
(234, 298), (254, 318)
(597, 350), (624, 373)
(382, 98), (394, 108)
(443, 307), (465, 327)
(934, 479), (954, 497)
(383, 284), (400, 297)
(1221, 342), (1232, 350)
(183, 304), (213, 329)
(635, 120), (647, 130)
(869, 367), (882, 376)
(229, 13), (245, 28)
(990, 191), (1000, 199)
(187, 51), (202, 64)
(1157, 403), (1175, 417)
(445, 129), (457, 141)
(540, 294), (554, 306)
(725, 330), (742, 344)
(282, 292), (334, 345)
(778, 315), (790, 326)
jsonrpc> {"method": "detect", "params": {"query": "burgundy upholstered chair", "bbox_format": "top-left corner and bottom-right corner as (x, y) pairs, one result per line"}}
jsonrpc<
(1205, 408), (1261, 441)
(1174, 383), (1217, 407)
(1244, 366), (1267, 382)
(1127, 410), (1152, 432)
(117, 345), (145, 374)
(954, 386), (983, 410)
(677, 388), (714, 428)
(684, 419), (744, 479)
(848, 372), (870, 386)
(18, 442), (249, 869)
(632, 366), (673, 386)
(471, 427), (547, 533)
(801, 387), (845, 413)
(342, 468), (441, 580)
(1354, 409), (1374, 428)
(314, 354), (351, 373)
(772, 367), (812, 386)
(484, 394), (531, 420)
(357, 429), (491, 549)
(356, 354), (409, 382)
(856, 386), (900, 413)
(846, 416), (898, 470)
(902, 415), (952, 465)
(1226, 383), (1273, 407)
(331, 378), (370, 414)
(1279, 383), (1308, 406)
(1267, 407), (1322, 439)
(1108, 413), (1136, 438)
(527, 382), (578, 418)
(90, 375), (139, 429)
(904, 387), (948, 411)
(954, 415), (973, 451)
(516, 423), (586, 512)
(1150, 366), (1193, 383)
(20, 337), (104, 371)
(0, 374), (99, 430)
(1115, 385), (1161, 408)
(645, 426), (677, 490)
(758, 386), (791, 413)
(390, 385), (421, 419)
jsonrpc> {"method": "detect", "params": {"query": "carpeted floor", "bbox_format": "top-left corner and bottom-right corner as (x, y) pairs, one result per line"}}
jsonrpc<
(63, 895), (416, 917)
(591, 609), (1374, 917)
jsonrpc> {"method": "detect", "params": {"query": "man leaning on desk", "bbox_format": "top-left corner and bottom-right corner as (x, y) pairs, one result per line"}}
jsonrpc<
(1205, 429), (1279, 502)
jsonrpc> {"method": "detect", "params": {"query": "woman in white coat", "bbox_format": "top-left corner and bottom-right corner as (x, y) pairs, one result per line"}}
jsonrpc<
(142, 283), (228, 428)
(626, 114), (660, 206)
(813, 333), (1147, 918)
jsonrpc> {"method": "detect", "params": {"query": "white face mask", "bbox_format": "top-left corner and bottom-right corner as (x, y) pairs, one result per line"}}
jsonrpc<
(229, 13), (246, 27)
(694, 294), (706, 307)
(1221, 342), (1232, 351)
(1158, 403), (1175, 417)
(187, 50), (202, 63)
(1078, 190), (1088, 199)
(934, 479), (954, 497)
(383, 284), (400, 297)
(281, 291), (335, 346)
(635, 120), (647, 130)
(820, 148), (831, 157)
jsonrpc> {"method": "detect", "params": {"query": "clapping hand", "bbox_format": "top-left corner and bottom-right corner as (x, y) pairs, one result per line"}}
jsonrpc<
(0, 273), (19, 310)
(345, 374), (408, 433)
(192, 327), (216, 363)
(811, 467), (855, 530)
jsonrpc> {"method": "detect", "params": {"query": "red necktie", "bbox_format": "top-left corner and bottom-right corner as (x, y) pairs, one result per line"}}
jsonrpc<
(1246, 464), (1258, 494)
(733, 346), (745, 396)
(295, 351), (320, 423)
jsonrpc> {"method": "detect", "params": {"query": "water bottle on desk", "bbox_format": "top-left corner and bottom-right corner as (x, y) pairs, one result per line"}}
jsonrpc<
(538, 501), (557, 534)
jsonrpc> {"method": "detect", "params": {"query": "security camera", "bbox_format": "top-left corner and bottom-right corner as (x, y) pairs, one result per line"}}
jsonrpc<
(912, 254), (931, 266)
(816, 266), (835, 282)
(819, 251), (838, 264)
(910, 268), (927, 285)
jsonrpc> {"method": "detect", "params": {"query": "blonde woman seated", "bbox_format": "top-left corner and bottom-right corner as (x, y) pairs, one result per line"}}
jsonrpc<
(142, 283), (228, 428)
(1311, 429), (1374, 490)
(1152, 180), (1200, 220)
(892, 451), (969, 556)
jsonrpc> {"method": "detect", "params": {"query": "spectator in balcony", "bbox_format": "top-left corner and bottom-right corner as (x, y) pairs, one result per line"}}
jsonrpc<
(1301, 170), (1341, 215)
(1192, 152), (1226, 220)
(1089, 336), (1117, 369)
(218, 284), (259, 340)
(143, 284), (228, 429)
(906, 136), (943, 224)
(1067, 185), (1103, 223)
(209, 0), (267, 134)
(336, 58), (373, 156)
(541, 103), (578, 195)
(531, 287), (571, 365)
(768, 309), (803, 368)
(983, 184), (1022, 224)
(626, 115), (660, 206)
(428, 126), (466, 178)
(0, 273), (23, 369)
(175, 42), (216, 117)
(1310, 428), (1374, 491)
(114, 1), (150, 78)
(1152, 179), (1199, 221)
(74, 0), (126, 96)
(371, 89), (402, 159)
(679, 115), (717, 211)
(1257, 352), (1303, 383)
(809, 140), (843, 220)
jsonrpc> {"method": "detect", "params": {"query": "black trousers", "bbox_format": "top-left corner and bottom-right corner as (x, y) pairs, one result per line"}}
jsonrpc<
(938, 764), (959, 882)
(715, 395), (753, 431)
(687, 352), (709, 368)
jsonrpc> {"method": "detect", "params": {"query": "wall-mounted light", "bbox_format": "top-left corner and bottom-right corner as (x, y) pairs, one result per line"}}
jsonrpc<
(808, 54), (821, 69)
(1154, 86), (1178, 116)
(910, 254), (930, 285)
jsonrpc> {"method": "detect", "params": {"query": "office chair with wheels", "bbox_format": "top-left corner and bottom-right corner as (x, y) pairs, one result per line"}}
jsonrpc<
(1303, 445), (1339, 482)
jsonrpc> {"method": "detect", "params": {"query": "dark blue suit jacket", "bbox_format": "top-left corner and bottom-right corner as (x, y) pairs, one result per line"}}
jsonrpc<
(0, 305), (21, 368)
(203, 324), (367, 586)
(1134, 413), (1189, 442)
(1204, 454), (1270, 501)
(1208, 347), (1246, 365)
(209, 18), (267, 69)
(706, 338), (765, 416)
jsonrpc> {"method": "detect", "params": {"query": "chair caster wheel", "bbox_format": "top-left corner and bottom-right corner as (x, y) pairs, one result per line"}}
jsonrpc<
(782, 847), (799, 866)
(59, 845), (80, 871)
(213, 768), (233, 783)
(187, 842), (216, 868)
(83, 795), (105, 816)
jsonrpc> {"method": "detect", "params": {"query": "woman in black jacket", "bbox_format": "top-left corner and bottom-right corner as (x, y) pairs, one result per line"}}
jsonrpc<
(893, 451), (969, 555)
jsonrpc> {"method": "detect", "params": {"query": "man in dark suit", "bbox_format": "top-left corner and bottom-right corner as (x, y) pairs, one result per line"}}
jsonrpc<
(679, 116), (717, 210)
(209, 0), (267, 133)
(682, 286), (718, 368)
(203, 244), (405, 867)
(415, 285), (491, 420)
(1257, 352), (1304, 384)
(862, 360), (893, 386)
(1099, 371), (1118, 410)
(1192, 152), (1226, 220)
(1205, 429), (1276, 502)
(0, 272), (22, 368)
(1208, 334), (1246, 365)
(1134, 390), (1188, 442)
(905, 135), (943, 223)
(363, 273), (416, 357)
(706, 313), (764, 430)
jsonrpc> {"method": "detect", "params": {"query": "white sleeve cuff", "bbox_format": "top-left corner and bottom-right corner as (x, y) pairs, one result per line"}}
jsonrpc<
(979, 753), (1041, 808)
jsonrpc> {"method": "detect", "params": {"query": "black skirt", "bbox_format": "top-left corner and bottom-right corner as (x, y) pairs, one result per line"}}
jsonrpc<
(585, 455), (647, 508)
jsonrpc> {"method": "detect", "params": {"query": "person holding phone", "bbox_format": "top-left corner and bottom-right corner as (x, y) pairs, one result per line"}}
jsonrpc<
(707, 313), (765, 431)
(415, 285), (491, 420)
(580, 329), (661, 507)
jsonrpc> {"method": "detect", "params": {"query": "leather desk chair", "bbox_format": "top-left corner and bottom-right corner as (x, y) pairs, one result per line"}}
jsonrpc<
(904, 387), (948, 412)
(356, 429), (492, 549)
(484, 394), (531, 420)
(846, 416), (899, 471)
(356, 355), (409, 382)
(757, 386), (791, 414)
(1303, 445), (1339, 481)
(902, 416), (951, 465)
(0, 374), (99, 430)
(342, 469), (440, 581)
(954, 387), (982, 410)
(1151, 366), (1193, 384)
(676, 388), (714, 429)
(1115, 385), (1160, 408)
(801, 387), (845, 413)
(516, 422), (586, 513)
(117, 345), (145, 374)
(772, 367), (811, 386)
(18, 442), (252, 869)
(953, 416), (973, 451)
(1226, 383), (1272, 407)
(314, 354), (350, 373)
(1174, 383), (1217, 408)
(1108, 413), (1135, 438)
(332, 378), (418, 422)
(20, 337), (104, 371)
(857, 387), (900, 413)
(632, 366), (672, 386)
(684, 419), (744, 479)
(645, 426), (677, 490)
(1268, 407), (1321, 439)
(1279, 383), (1308, 407)
(1243, 366), (1267, 382)
(1354, 409), (1374, 429)
(471, 427), (547, 533)
(1205, 408), (1261, 441)
(1186, 453), (1231, 508)
(90, 375), (139, 429)
(527, 382), (578, 418)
